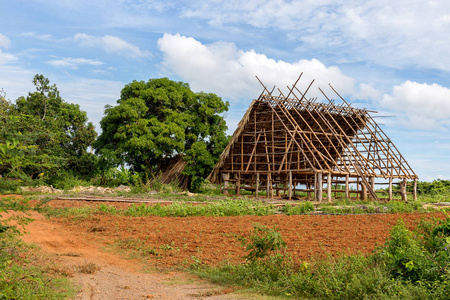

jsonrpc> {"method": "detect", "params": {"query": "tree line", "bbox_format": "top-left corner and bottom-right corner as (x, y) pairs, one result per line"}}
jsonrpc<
(0, 75), (229, 191)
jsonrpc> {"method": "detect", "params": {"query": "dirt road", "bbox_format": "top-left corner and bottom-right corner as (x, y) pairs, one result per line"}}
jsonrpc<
(20, 211), (239, 300)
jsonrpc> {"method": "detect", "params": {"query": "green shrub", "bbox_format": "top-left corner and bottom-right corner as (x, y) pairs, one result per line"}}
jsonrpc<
(241, 223), (286, 262)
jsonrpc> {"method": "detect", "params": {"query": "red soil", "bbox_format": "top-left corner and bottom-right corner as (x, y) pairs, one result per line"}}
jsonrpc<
(40, 200), (446, 268)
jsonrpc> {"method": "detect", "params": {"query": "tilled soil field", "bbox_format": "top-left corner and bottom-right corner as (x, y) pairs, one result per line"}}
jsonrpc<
(43, 200), (447, 269)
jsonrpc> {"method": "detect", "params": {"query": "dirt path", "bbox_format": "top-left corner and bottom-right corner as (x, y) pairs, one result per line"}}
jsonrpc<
(20, 211), (239, 300)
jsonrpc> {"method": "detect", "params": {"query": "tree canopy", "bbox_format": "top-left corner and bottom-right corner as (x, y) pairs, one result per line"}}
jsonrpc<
(0, 75), (97, 182)
(95, 78), (229, 190)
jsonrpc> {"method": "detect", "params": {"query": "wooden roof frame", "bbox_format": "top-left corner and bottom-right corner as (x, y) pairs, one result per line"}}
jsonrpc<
(208, 74), (418, 201)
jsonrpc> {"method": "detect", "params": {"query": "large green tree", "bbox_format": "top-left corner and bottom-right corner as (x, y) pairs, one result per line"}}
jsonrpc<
(0, 75), (97, 180)
(95, 78), (229, 189)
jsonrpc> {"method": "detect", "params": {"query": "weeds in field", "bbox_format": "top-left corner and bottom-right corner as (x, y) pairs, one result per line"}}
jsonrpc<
(282, 202), (315, 215)
(42, 199), (276, 218)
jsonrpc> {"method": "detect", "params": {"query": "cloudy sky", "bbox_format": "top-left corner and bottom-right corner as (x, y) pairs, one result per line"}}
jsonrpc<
(1, 0), (450, 181)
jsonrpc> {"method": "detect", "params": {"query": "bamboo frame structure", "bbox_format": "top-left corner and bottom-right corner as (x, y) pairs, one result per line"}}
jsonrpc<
(207, 74), (418, 201)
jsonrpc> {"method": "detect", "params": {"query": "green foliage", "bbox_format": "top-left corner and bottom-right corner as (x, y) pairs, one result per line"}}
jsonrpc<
(95, 78), (229, 190)
(241, 223), (286, 262)
(43, 199), (276, 218)
(283, 202), (315, 215)
(0, 74), (97, 183)
(412, 179), (450, 195)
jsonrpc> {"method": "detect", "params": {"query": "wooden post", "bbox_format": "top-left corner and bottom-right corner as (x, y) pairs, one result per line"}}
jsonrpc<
(288, 171), (292, 200)
(370, 176), (375, 200)
(362, 179), (367, 201)
(266, 174), (271, 198)
(327, 173), (332, 202)
(388, 177), (393, 201)
(236, 172), (241, 196)
(413, 178), (417, 201)
(255, 172), (259, 198)
(356, 177), (360, 200)
(222, 173), (230, 195)
(400, 178), (407, 201)
(307, 182), (311, 200)
(276, 176), (281, 197)
(345, 175), (350, 199)
(316, 171), (323, 202)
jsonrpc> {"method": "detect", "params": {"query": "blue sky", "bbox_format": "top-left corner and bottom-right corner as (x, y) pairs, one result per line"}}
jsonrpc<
(1, 0), (450, 181)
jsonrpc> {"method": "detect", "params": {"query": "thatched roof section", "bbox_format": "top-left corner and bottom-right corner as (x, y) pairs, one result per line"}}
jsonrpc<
(156, 155), (189, 190)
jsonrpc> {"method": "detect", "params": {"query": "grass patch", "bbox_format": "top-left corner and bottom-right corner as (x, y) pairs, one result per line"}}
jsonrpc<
(282, 202), (315, 215)
(41, 199), (276, 218)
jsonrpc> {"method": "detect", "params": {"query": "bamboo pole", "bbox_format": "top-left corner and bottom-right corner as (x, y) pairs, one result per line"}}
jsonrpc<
(345, 175), (350, 199)
(389, 177), (393, 201)
(327, 173), (332, 202)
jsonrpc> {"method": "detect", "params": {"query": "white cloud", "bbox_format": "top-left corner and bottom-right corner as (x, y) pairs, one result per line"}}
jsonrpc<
(0, 66), (36, 101)
(381, 81), (450, 130)
(0, 33), (11, 49)
(354, 83), (382, 101)
(157, 33), (354, 101)
(74, 33), (150, 58)
(183, 1), (450, 71)
(47, 57), (104, 70)
(20, 32), (53, 41)
(0, 34), (16, 65)
(0, 49), (17, 65)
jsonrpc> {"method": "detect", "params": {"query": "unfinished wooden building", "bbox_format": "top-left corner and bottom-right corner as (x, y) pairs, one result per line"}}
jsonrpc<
(207, 74), (418, 202)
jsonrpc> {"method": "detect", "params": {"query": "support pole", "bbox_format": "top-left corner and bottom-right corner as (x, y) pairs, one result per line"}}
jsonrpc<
(400, 178), (407, 201)
(222, 173), (230, 195)
(288, 171), (293, 200)
(362, 179), (367, 201)
(413, 178), (417, 201)
(388, 177), (393, 201)
(316, 171), (323, 202)
(266, 174), (271, 198)
(236, 172), (241, 196)
(255, 172), (260, 198)
(345, 175), (350, 199)
(327, 173), (332, 202)
(370, 176), (375, 200)
(307, 182), (311, 201)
